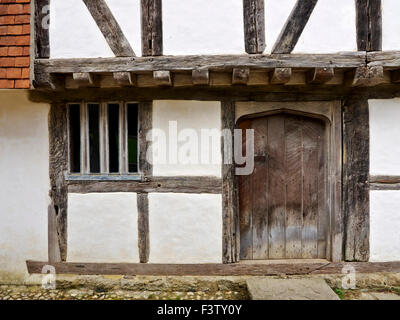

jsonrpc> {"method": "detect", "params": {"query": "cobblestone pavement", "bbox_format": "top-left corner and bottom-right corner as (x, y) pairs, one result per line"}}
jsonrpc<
(0, 285), (248, 300)
(1, 284), (400, 300)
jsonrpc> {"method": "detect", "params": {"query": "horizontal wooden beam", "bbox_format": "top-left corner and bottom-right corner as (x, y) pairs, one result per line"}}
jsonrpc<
(35, 53), (367, 74)
(26, 260), (400, 276)
(68, 176), (222, 194)
(370, 175), (400, 190)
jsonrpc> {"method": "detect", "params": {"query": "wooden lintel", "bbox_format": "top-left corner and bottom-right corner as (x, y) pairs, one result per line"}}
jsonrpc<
(27, 260), (400, 276)
(72, 72), (97, 88)
(243, 0), (266, 54)
(232, 68), (250, 85)
(345, 66), (385, 87)
(370, 175), (400, 190)
(270, 68), (292, 84)
(113, 72), (136, 86)
(307, 67), (335, 84)
(272, 0), (319, 54)
(153, 70), (172, 86)
(192, 69), (210, 85)
(83, 0), (135, 57)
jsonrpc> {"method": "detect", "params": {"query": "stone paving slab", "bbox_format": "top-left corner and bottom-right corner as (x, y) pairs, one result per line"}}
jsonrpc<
(246, 278), (339, 300)
(369, 292), (400, 300)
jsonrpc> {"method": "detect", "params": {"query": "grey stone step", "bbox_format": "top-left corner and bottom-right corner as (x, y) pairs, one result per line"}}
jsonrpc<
(246, 278), (340, 300)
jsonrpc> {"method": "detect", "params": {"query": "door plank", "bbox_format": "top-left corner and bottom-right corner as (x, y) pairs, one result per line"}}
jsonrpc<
(285, 115), (303, 259)
(238, 120), (253, 260)
(301, 119), (321, 258)
(251, 118), (269, 259)
(318, 127), (329, 258)
(267, 115), (286, 259)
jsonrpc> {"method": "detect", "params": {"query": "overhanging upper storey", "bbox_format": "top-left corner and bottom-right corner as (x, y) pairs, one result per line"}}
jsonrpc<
(31, 0), (400, 91)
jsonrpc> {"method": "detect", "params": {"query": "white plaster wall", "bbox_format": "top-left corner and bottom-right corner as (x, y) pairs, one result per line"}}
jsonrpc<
(0, 91), (49, 280)
(382, 0), (400, 51)
(369, 99), (400, 175)
(163, 0), (244, 55)
(149, 193), (222, 263)
(267, 0), (356, 53)
(152, 100), (221, 177)
(370, 191), (400, 262)
(51, 0), (360, 57)
(68, 193), (139, 263)
(50, 0), (141, 58)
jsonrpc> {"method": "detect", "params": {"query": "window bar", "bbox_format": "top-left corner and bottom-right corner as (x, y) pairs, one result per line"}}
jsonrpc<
(80, 102), (90, 174)
(119, 102), (128, 174)
(99, 103), (109, 174)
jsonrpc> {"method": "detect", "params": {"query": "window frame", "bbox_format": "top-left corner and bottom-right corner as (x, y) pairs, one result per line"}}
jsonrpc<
(66, 101), (141, 181)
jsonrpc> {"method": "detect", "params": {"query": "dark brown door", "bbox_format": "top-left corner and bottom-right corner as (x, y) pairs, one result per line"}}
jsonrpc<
(238, 113), (329, 260)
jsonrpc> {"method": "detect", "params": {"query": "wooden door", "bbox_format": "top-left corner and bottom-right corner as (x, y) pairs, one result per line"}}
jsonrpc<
(239, 113), (329, 260)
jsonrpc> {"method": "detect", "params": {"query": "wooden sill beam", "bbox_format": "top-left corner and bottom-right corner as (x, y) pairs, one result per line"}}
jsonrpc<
(26, 260), (400, 276)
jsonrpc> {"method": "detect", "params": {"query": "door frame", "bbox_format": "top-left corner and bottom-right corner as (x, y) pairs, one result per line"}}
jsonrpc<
(222, 101), (343, 263)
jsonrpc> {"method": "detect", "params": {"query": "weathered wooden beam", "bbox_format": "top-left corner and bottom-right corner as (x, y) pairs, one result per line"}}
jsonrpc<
(34, 53), (367, 74)
(153, 70), (171, 86)
(306, 67), (335, 84)
(80, 103), (90, 174)
(192, 69), (210, 85)
(82, 0), (135, 57)
(370, 175), (400, 190)
(243, 0), (266, 54)
(137, 193), (150, 263)
(356, 0), (382, 51)
(345, 66), (385, 87)
(270, 68), (292, 84)
(272, 0), (318, 54)
(343, 98), (370, 262)
(232, 68), (250, 85)
(141, 0), (163, 56)
(49, 103), (69, 262)
(48, 205), (61, 263)
(138, 102), (153, 177)
(34, 0), (50, 59)
(221, 101), (239, 264)
(68, 176), (222, 194)
(113, 72), (136, 86)
(27, 260), (400, 276)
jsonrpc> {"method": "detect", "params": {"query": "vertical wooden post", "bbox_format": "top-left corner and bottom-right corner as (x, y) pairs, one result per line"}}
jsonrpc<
(119, 103), (128, 174)
(243, 0), (266, 54)
(343, 98), (370, 262)
(48, 103), (68, 262)
(356, 0), (382, 51)
(80, 103), (89, 174)
(138, 102), (153, 177)
(141, 0), (163, 56)
(99, 103), (109, 174)
(34, 0), (50, 59)
(137, 102), (153, 263)
(137, 193), (150, 263)
(221, 101), (239, 263)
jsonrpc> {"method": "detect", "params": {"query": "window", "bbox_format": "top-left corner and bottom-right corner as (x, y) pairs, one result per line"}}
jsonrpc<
(68, 102), (139, 179)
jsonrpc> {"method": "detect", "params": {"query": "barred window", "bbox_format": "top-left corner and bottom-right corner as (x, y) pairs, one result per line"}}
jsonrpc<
(68, 102), (139, 179)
